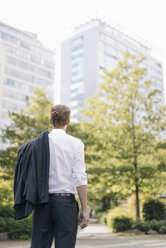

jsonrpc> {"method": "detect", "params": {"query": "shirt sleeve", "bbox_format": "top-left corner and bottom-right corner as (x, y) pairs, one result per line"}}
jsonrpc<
(72, 141), (87, 187)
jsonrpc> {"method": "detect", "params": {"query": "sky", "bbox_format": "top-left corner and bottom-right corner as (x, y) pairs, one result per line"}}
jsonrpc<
(0, 0), (166, 101)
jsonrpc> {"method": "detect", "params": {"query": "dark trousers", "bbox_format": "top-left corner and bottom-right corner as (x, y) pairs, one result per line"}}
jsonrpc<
(30, 195), (79, 248)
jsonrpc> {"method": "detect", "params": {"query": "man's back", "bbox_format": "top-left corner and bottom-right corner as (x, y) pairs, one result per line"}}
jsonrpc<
(48, 128), (87, 195)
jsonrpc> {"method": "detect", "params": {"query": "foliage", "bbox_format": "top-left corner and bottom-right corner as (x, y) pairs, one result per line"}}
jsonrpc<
(112, 216), (133, 232)
(133, 220), (150, 233)
(6, 217), (32, 240)
(159, 225), (166, 234)
(95, 211), (108, 224)
(0, 87), (53, 178)
(0, 215), (32, 239)
(142, 198), (166, 221)
(109, 218), (166, 233)
(132, 220), (166, 234)
(0, 215), (32, 240)
(107, 206), (133, 229)
(0, 175), (13, 205)
(125, 193), (145, 220)
(0, 204), (14, 218)
(0, 217), (8, 232)
(82, 51), (166, 218)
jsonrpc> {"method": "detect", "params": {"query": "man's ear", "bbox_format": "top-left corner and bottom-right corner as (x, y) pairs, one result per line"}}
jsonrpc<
(67, 119), (70, 126)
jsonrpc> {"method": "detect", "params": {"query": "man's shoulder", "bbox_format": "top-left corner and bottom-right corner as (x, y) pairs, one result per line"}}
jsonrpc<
(19, 139), (35, 153)
(66, 133), (84, 147)
(19, 131), (49, 153)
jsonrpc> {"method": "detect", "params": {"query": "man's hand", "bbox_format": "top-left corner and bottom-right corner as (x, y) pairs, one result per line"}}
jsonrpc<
(79, 208), (89, 229)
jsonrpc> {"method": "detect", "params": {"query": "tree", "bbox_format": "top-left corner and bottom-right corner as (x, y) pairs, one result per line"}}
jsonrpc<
(82, 51), (166, 219)
(0, 86), (53, 177)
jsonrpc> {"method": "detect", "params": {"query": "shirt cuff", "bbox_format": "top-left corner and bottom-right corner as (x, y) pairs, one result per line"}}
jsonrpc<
(74, 179), (88, 187)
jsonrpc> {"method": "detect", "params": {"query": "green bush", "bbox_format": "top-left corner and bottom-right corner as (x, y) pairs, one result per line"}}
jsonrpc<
(112, 216), (133, 232)
(7, 217), (32, 240)
(143, 198), (166, 221)
(133, 221), (150, 233)
(107, 207), (133, 230)
(0, 216), (32, 240)
(132, 220), (166, 234)
(0, 204), (14, 218)
(0, 217), (7, 232)
(147, 220), (161, 232)
(159, 225), (166, 234)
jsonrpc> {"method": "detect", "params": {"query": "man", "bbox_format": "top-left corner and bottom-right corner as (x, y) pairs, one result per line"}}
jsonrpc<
(30, 104), (89, 248)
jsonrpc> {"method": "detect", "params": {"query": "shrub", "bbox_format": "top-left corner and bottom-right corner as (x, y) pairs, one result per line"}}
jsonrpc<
(143, 198), (166, 221)
(107, 207), (133, 229)
(159, 225), (166, 234)
(0, 217), (7, 232)
(6, 217), (32, 240)
(132, 220), (166, 234)
(133, 221), (150, 233)
(0, 217), (32, 240)
(112, 216), (133, 232)
(148, 220), (161, 232)
(0, 204), (14, 218)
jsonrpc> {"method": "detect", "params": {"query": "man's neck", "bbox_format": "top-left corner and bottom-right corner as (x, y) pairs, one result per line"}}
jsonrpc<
(53, 126), (67, 131)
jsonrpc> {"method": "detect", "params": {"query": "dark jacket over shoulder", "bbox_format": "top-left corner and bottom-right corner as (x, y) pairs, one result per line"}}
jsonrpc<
(14, 131), (50, 220)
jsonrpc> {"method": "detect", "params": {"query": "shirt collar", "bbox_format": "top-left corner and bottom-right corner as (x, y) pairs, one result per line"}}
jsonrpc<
(50, 128), (66, 134)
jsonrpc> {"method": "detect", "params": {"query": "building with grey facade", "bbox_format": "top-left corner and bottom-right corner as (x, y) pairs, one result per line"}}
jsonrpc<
(0, 21), (55, 149)
(0, 21), (55, 135)
(60, 19), (163, 122)
(0, 41), (5, 126)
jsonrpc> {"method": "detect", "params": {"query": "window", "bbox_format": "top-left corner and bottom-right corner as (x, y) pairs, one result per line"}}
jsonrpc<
(1, 32), (18, 44)
(31, 55), (41, 64)
(72, 71), (79, 76)
(71, 81), (83, 90)
(72, 36), (83, 46)
(71, 52), (83, 60)
(157, 63), (162, 69)
(20, 40), (31, 50)
(72, 44), (83, 52)
(71, 76), (83, 83)
(5, 78), (15, 86)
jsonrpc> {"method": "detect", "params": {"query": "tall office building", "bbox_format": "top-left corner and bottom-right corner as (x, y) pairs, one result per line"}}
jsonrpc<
(60, 19), (163, 122)
(0, 41), (5, 125)
(0, 21), (55, 132)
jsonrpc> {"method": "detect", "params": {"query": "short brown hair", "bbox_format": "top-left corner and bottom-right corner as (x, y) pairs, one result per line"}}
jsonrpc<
(50, 104), (70, 128)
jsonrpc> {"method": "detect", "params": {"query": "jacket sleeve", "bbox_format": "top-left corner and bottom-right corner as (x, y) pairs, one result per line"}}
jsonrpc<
(14, 149), (23, 203)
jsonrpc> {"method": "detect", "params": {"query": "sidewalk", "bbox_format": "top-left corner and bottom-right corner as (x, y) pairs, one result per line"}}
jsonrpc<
(77, 219), (113, 239)
(1, 221), (166, 248)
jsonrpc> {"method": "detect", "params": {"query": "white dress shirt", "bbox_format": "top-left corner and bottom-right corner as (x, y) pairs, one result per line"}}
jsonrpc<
(48, 128), (87, 194)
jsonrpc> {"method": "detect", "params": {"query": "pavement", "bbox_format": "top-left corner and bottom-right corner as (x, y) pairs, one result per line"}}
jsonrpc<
(76, 222), (166, 248)
(1, 221), (166, 248)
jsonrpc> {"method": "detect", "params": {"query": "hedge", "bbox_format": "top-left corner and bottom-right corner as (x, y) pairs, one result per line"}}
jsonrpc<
(142, 198), (166, 221)
(107, 207), (133, 229)
(133, 220), (166, 234)
(112, 216), (133, 232)
(0, 216), (32, 240)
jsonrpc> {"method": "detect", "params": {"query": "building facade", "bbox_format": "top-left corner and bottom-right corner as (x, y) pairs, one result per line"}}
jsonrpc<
(0, 41), (5, 125)
(60, 19), (163, 122)
(0, 21), (55, 132)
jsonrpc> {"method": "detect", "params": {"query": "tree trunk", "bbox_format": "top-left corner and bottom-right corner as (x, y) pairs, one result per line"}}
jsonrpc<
(102, 197), (111, 211)
(136, 184), (140, 220)
(131, 101), (140, 220)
